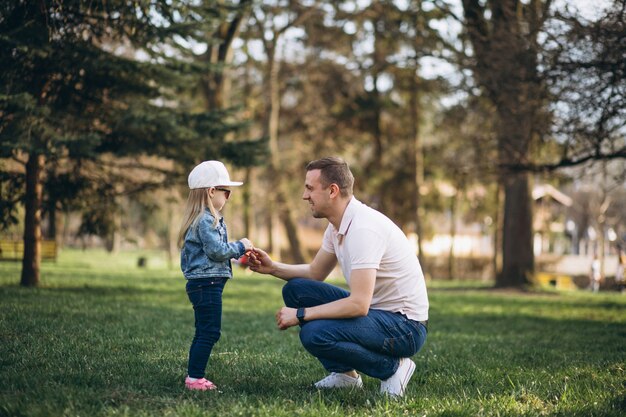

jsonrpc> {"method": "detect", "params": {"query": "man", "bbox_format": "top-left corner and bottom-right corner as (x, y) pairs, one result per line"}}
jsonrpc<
(250, 157), (429, 397)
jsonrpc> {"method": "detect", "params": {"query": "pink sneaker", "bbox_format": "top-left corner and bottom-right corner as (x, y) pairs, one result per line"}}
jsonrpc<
(185, 376), (217, 391)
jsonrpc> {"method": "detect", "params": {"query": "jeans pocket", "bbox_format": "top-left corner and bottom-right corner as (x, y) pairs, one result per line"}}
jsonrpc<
(382, 330), (416, 358)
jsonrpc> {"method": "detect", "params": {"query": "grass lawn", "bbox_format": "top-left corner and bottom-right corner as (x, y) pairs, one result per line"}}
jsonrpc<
(1, 249), (625, 416)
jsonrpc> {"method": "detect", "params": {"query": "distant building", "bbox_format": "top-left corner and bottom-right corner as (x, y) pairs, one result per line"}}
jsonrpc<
(532, 184), (573, 256)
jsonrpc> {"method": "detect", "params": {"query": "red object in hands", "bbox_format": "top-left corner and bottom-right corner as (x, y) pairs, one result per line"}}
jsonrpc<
(239, 251), (251, 265)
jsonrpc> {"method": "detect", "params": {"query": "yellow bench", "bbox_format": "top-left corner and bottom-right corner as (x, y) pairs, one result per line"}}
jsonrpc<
(0, 240), (58, 262)
(534, 272), (576, 290)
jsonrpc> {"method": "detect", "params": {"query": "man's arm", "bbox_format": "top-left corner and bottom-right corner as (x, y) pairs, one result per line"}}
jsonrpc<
(275, 268), (376, 330)
(250, 247), (337, 281)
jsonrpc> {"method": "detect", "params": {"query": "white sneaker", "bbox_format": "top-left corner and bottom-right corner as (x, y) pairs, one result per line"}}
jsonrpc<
(380, 358), (416, 397)
(314, 372), (363, 389)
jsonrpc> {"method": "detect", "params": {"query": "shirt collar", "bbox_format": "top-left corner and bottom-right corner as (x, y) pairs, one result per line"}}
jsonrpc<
(336, 197), (361, 237)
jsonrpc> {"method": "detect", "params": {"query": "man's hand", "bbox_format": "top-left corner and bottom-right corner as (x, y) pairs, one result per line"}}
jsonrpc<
(275, 306), (298, 330)
(249, 247), (274, 274)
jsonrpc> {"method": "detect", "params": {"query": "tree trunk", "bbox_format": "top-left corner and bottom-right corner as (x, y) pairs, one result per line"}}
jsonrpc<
(448, 190), (457, 280)
(201, 1), (251, 110)
(54, 208), (64, 249)
(242, 167), (252, 239)
(462, 0), (544, 287)
(47, 198), (56, 240)
(372, 77), (385, 212)
(47, 201), (65, 249)
(495, 94), (536, 286)
(597, 161), (611, 281)
(105, 207), (121, 254)
(406, 5), (426, 266)
(166, 201), (179, 269)
(275, 185), (306, 264)
(498, 173), (534, 286)
(265, 43), (305, 263)
(410, 73), (425, 266)
(492, 183), (503, 278)
(266, 201), (275, 255)
(21, 152), (45, 287)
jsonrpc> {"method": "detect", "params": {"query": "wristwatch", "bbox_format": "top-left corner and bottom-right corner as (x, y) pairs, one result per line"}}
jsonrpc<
(296, 307), (306, 325)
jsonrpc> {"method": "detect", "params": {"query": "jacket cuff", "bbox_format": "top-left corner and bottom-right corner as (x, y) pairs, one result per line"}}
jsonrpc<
(236, 241), (246, 256)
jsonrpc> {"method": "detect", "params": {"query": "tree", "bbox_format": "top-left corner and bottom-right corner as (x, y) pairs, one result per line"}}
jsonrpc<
(0, 1), (251, 286)
(539, 1), (626, 170)
(235, 0), (451, 266)
(201, 0), (253, 110)
(240, 0), (322, 262)
(452, 0), (626, 287)
(196, 0), (268, 245)
(388, 0), (450, 264)
(458, 0), (553, 287)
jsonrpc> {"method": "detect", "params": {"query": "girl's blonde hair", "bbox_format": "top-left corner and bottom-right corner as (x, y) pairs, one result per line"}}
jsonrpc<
(178, 188), (220, 247)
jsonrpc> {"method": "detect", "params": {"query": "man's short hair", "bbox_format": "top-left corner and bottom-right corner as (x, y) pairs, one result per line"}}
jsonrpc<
(306, 157), (354, 197)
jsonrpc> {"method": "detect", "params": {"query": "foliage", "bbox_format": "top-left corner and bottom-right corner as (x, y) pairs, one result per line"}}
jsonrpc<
(0, 0), (260, 235)
(0, 250), (625, 416)
(1, 0), (624, 287)
(238, 0), (453, 228)
(0, 164), (23, 230)
(542, 0), (626, 170)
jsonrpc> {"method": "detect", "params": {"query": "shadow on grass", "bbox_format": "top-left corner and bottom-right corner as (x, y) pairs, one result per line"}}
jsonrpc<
(0, 273), (284, 297)
(0, 281), (181, 297)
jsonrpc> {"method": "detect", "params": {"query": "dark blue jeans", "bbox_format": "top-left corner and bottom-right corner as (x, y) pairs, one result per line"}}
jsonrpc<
(283, 278), (427, 380)
(186, 278), (227, 378)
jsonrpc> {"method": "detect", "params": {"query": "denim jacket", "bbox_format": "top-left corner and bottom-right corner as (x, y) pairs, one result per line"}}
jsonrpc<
(181, 209), (246, 280)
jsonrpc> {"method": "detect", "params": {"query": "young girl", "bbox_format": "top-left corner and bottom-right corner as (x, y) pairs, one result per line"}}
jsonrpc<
(178, 160), (253, 391)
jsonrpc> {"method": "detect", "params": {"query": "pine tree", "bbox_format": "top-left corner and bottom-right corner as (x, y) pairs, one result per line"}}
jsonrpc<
(0, 0), (255, 286)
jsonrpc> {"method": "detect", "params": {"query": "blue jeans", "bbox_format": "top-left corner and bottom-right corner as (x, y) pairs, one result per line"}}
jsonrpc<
(283, 278), (427, 380)
(186, 278), (227, 378)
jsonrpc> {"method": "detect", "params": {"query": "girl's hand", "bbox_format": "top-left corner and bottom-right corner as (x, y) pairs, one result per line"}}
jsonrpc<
(240, 238), (253, 251)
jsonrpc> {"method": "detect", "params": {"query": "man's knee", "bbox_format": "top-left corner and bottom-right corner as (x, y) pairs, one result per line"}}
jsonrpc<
(299, 321), (331, 351)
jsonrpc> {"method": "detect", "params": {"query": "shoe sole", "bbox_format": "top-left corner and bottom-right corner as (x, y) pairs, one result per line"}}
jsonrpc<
(186, 385), (217, 391)
(314, 382), (363, 389)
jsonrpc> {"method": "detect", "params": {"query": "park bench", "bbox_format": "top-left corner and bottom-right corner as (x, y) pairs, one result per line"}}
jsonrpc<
(0, 240), (58, 262)
(534, 272), (576, 290)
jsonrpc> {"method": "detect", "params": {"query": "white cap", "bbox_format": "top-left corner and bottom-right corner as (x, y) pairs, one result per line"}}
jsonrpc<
(187, 161), (243, 189)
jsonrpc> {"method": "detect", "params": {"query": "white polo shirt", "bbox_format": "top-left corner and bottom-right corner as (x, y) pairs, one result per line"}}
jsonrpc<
(321, 197), (429, 321)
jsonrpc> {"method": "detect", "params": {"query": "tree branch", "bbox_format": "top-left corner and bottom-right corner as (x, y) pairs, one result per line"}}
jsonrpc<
(502, 147), (626, 173)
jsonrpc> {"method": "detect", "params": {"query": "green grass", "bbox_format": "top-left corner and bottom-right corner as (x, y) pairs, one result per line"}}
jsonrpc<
(1, 249), (625, 416)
